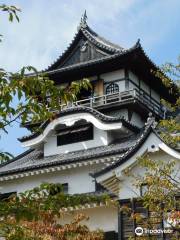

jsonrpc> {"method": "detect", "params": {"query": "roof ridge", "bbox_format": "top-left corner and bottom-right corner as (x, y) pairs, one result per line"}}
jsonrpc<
(152, 128), (180, 152)
(0, 136), (139, 177)
(82, 25), (124, 53)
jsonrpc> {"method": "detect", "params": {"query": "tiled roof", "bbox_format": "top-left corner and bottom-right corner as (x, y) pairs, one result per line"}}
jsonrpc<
(0, 134), (139, 176)
(45, 20), (126, 72)
(1, 116), (178, 179)
(44, 42), (139, 75)
(75, 190), (117, 199)
(93, 116), (180, 177)
(81, 25), (124, 53)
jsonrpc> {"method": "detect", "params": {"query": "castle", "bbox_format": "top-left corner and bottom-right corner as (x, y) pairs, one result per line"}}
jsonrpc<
(0, 13), (179, 240)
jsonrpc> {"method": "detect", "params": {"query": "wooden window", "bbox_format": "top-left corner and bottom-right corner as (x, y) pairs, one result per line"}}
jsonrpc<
(57, 124), (93, 146)
(106, 83), (119, 95)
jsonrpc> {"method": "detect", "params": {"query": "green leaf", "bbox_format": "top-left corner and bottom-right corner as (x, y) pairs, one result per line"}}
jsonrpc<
(9, 12), (13, 22)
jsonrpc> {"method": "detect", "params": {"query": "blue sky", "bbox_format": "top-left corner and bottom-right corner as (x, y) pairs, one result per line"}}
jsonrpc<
(0, 0), (180, 156)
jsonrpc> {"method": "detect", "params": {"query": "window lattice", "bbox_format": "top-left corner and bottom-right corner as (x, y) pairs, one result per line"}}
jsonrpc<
(106, 83), (119, 95)
(57, 124), (93, 146)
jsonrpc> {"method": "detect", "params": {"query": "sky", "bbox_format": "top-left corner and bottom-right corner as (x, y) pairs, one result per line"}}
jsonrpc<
(0, 0), (180, 157)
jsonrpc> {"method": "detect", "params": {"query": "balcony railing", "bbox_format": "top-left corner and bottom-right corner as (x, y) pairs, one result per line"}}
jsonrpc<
(61, 89), (164, 117)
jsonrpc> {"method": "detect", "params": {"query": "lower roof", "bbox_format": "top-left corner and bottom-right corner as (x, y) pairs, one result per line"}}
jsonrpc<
(1, 116), (179, 182)
(0, 133), (139, 178)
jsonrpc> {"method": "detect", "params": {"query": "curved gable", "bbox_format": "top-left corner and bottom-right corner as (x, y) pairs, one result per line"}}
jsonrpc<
(19, 107), (139, 148)
(94, 123), (180, 186)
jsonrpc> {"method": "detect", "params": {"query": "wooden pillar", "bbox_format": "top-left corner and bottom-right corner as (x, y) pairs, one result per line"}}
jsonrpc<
(94, 75), (104, 96)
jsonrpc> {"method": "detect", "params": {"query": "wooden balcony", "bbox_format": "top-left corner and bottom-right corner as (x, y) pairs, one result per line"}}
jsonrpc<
(61, 89), (164, 118)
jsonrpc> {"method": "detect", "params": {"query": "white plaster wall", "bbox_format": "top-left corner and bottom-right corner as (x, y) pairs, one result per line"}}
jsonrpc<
(129, 71), (139, 88)
(129, 71), (150, 96)
(129, 81), (137, 91)
(128, 71), (160, 105)
(101, 69), (125, 83)
(118, 80), (125, 91)
(101, 69), (126, 93)
(104, 80), (125, 94)
(107, 109), (144, 128)
(0, 164), (104, 194)
(101, 69), (126, 94)
(59, 206), (118, 232)
(44, 127), (108, 156)
(118, 150), (180, 199)
(0, 165), (118, 233)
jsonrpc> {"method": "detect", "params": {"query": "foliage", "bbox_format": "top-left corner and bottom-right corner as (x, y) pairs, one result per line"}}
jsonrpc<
(123, 59), (180, 239)
(136, 157), (179, 235)
(156, 57), (180, 149)
(0, 183), (108, 239)
(0, 4), (20, 41)
(122, 156), (180, 239)
(0, 66), (90, 163)
(0, 5), (104, 240)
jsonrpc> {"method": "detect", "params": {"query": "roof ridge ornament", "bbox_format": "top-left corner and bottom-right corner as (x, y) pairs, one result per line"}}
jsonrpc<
(136, 38), (141, 47)
(145, 112), (157, 129)
(78, 10), (88, 30)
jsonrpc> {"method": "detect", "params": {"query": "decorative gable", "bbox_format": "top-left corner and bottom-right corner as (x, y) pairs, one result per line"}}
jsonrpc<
(46, 12), (124, 71)
(60, 38), (108, 68)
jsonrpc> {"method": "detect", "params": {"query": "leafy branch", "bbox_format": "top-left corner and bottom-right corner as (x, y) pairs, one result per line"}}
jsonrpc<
(0, 183), (109, 239)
